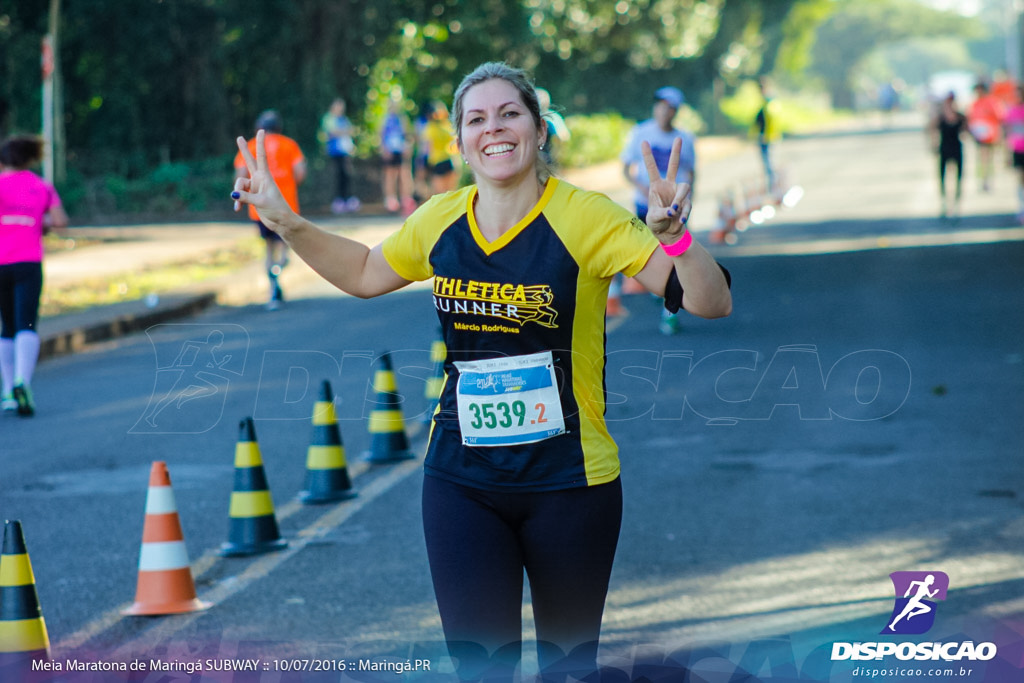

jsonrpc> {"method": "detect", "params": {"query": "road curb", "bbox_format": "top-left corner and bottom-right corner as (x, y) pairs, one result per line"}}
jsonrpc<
(37, 244), (328, 362)
(38, 292), (219, 361)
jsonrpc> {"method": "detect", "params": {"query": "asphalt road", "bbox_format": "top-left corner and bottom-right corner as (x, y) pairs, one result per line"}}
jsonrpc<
(3, 118), (1023, 682)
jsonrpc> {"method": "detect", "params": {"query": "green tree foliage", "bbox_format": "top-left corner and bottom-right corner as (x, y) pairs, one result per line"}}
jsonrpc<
(0, 1), (50, 136)
(0, 0), (831, 217)
(61, 0), (232, 175)
(774, 0), (834, 78)
(528, 0), (723, 118)
(807, 0), (985, 109)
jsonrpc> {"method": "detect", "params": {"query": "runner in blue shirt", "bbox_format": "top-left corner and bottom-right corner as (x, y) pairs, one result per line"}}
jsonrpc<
(621, 86), (697, 334)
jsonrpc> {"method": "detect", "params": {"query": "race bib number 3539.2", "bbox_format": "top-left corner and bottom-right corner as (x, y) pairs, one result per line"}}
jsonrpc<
(454, 351), (565, 447)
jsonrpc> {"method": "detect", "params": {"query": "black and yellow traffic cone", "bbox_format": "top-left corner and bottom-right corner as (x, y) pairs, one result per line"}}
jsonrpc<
(298, 380), (357, 504)
(220, 417), (287, 556)
(364, 352), (414, 463)
(422, 335), (447, 425)
(0, 521), (50, 671)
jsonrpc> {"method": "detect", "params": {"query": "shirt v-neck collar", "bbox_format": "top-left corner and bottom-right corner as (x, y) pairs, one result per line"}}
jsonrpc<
(467, 178), (558, 256)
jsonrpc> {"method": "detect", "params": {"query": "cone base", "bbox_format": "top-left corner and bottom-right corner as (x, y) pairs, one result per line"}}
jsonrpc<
(219, 538), (288, 557)
(298, 489), (358, 504)
(362, 449), (415, 463)
(299, 468), (355, 504)
(122, 598), (212, 616)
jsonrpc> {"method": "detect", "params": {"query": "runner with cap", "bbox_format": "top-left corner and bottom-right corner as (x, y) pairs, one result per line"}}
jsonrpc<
(621, 85), (697, 335)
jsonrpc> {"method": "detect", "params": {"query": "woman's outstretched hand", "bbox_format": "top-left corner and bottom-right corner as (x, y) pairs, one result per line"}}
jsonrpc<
(641, 137), (692, 243)
(232, 130), (294, 234)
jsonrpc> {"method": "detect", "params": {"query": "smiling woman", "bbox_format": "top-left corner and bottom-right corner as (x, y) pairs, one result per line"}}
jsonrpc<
(230, 60), (731, 682)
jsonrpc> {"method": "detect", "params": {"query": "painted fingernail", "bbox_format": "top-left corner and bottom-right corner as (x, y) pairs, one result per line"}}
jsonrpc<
(231, 191), (240, 199)
(672, 204), (679, 212)
(667, 210), (674, 217)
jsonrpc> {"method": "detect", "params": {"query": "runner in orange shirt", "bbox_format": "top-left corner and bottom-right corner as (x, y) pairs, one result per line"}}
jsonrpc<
(235, 110), (307, 310)
(968, 81), (1005, 193)
(990, 71), (1019, 108)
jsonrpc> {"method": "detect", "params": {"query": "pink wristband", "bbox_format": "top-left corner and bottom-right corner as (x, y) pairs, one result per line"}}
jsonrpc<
(660, 229), (693, 257)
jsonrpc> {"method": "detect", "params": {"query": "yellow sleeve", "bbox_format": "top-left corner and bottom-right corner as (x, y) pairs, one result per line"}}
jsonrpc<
(381, 187), (473, 281)
(381, 214), (434, 282)
(548, 181), (659, 279)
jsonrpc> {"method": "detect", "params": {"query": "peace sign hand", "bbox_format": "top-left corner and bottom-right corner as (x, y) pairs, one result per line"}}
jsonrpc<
(641, 137), (692, 243)
(232, 130), (294, 234)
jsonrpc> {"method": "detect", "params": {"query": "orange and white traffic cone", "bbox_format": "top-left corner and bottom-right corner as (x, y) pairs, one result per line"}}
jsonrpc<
(123, 462), (211, 615)
(0, 520), (50, 672)
(298, 380), (357, 504)
(710, 190), (739, 244)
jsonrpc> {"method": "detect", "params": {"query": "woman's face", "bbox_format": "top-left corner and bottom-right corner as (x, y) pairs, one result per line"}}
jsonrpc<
(458, 78), (544, 186)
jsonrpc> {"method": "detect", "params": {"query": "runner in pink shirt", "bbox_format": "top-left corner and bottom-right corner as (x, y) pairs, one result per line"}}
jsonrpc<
(1003, 84), (1024, 223)
(0, 135), (69, 416)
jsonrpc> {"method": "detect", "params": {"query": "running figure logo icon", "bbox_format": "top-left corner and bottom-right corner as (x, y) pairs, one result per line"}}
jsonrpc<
(131, 324), (249, 434)
(882, 571), (949, 635)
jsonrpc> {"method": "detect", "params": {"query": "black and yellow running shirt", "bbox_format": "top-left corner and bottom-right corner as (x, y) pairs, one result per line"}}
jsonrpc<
(382, 177), (659, 492)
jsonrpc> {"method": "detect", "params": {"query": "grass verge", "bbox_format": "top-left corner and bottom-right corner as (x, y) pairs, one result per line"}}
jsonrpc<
(40, 235), (264, 317)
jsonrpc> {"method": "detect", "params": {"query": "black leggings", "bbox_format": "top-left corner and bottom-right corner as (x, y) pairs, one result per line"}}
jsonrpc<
(939, 149), (963, 198)
(0, 262), (43, 338)
(331, 155), (351, 199)
(422, 474), (622, 682)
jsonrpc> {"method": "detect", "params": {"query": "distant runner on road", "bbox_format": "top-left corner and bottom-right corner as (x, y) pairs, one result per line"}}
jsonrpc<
(234, 110), (306, 311)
